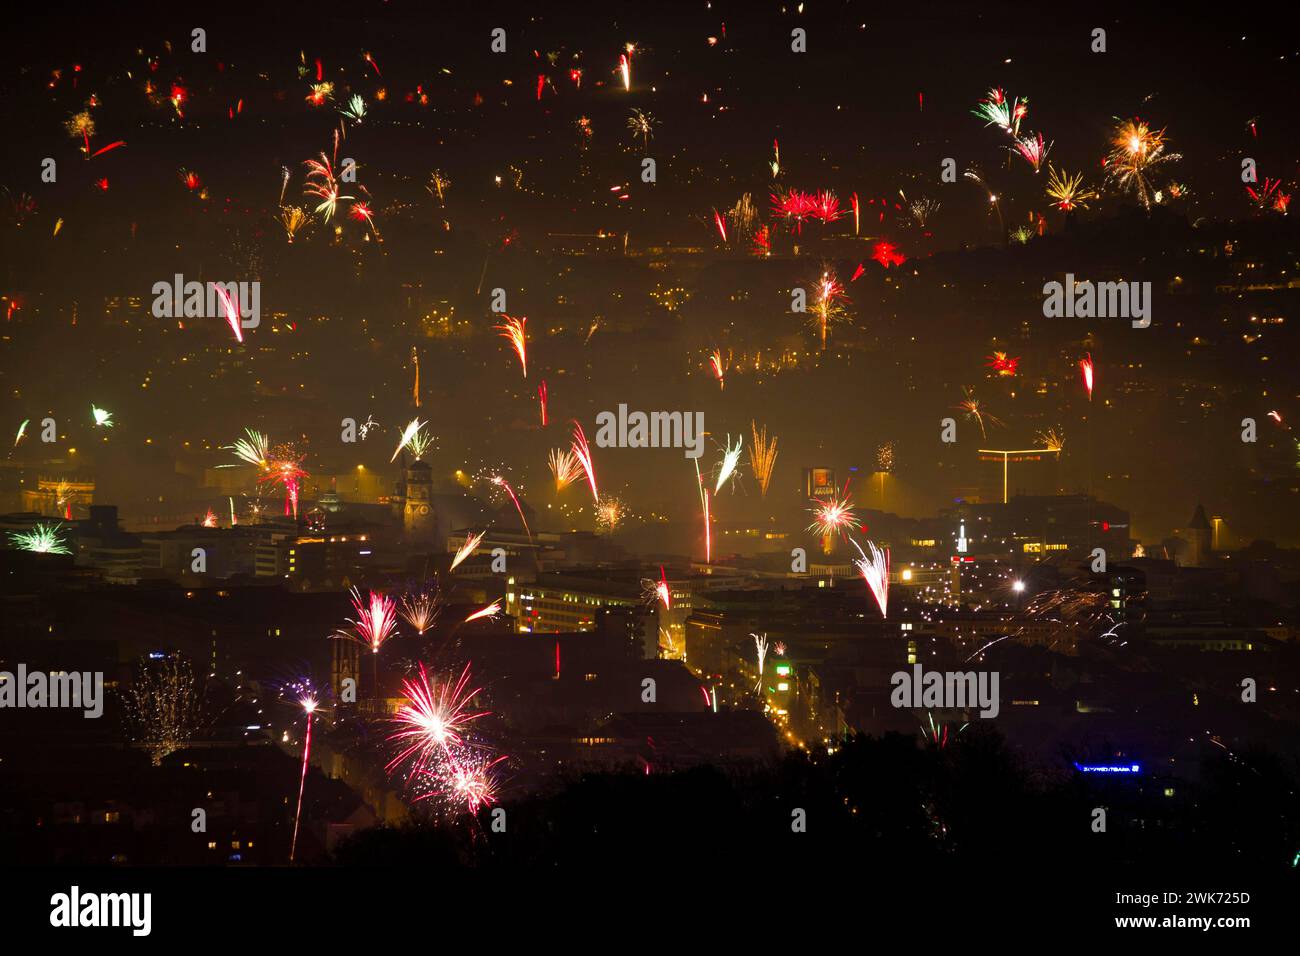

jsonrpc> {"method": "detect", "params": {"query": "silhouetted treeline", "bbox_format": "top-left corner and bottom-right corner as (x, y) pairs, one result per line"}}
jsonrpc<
(332, 728), (1299, 874)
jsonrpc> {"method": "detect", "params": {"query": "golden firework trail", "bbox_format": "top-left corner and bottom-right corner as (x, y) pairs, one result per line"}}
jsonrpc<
(749, 422), (778, 498)
(411, 347), (420, 408)
(496, 315), (527, 378)
(279, 205), (310, 242)
(549, 448), (583, 493)
(465, 599), (501, 623)
(1036, 428), (1065, 453)
(450, 530), (486, 572)
(391, 418), (426, 463)
(400, 590), (441, 635)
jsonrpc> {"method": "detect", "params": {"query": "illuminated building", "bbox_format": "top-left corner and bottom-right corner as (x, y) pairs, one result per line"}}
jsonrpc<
(804, 466), (836, 501)
(402, 460), (437, 545)
(23, 475), (95, 519)
(509, 573), (643, 634)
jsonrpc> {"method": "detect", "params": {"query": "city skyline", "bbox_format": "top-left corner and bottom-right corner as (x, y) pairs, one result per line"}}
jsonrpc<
(1, 0), (1296, 938)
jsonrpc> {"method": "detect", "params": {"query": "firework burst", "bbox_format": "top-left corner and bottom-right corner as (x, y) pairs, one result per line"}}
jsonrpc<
(809, 267), (849, 351)
(391, 418), (426, 463)
(400, 589), (442, 635)
(709, 349), (726, 389)
(595, 496), (626, 533)
(338, 94), (367, 124)
(349, 201), (381, 241)
(407, 428), (434, 462)
(627, 108), (656, 149)
(877, 441), (895, 474)
(808, 488), (858, 540)
(65, 109), (96, 149)
(420, 751), (507, 814)
(1045, 165), (1098, 212)
(8, 522), (72, 555)
(972, 87), (1025, 136)
(306, 82), (335, 107)
(225, 428), (270, 469)
(424, 171), (451, 212)
(124, 654), (202, 767)
(1246, 177), (1292, 215)
(727, 193), (759, 244)
(872, 240), (907, 269)
(278, 205), (310, 242)
(1010, 131), (1051, 172)
(549, 448), (583, 493)
(642, 565), (672, 610)
(259, 445), (308, 518)
(810, 190), (843, 224)
(908, 196), (941, 229)
(334, 587), (400, 655)
(1037, 428), (1066, 453)
(771, 188), (816, 234)
(1104, 118), (1181, 210)
(714, 434), (744, 493)
(956, 387), (1003, 439)
(303, 152), (353, 222)
(986, 352), (1020, 376)
(386, 663), (488, 780)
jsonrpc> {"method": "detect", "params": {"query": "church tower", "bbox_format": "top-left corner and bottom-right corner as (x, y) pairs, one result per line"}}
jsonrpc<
(1184, 504), (1212, 567)
(403, 459), (437, 545)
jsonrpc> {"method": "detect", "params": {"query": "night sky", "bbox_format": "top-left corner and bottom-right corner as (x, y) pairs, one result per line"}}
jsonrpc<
(2, 0), (1299, 542)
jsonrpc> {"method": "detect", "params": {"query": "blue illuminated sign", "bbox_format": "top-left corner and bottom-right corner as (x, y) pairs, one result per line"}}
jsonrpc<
(1074, 763), (1141, 774)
